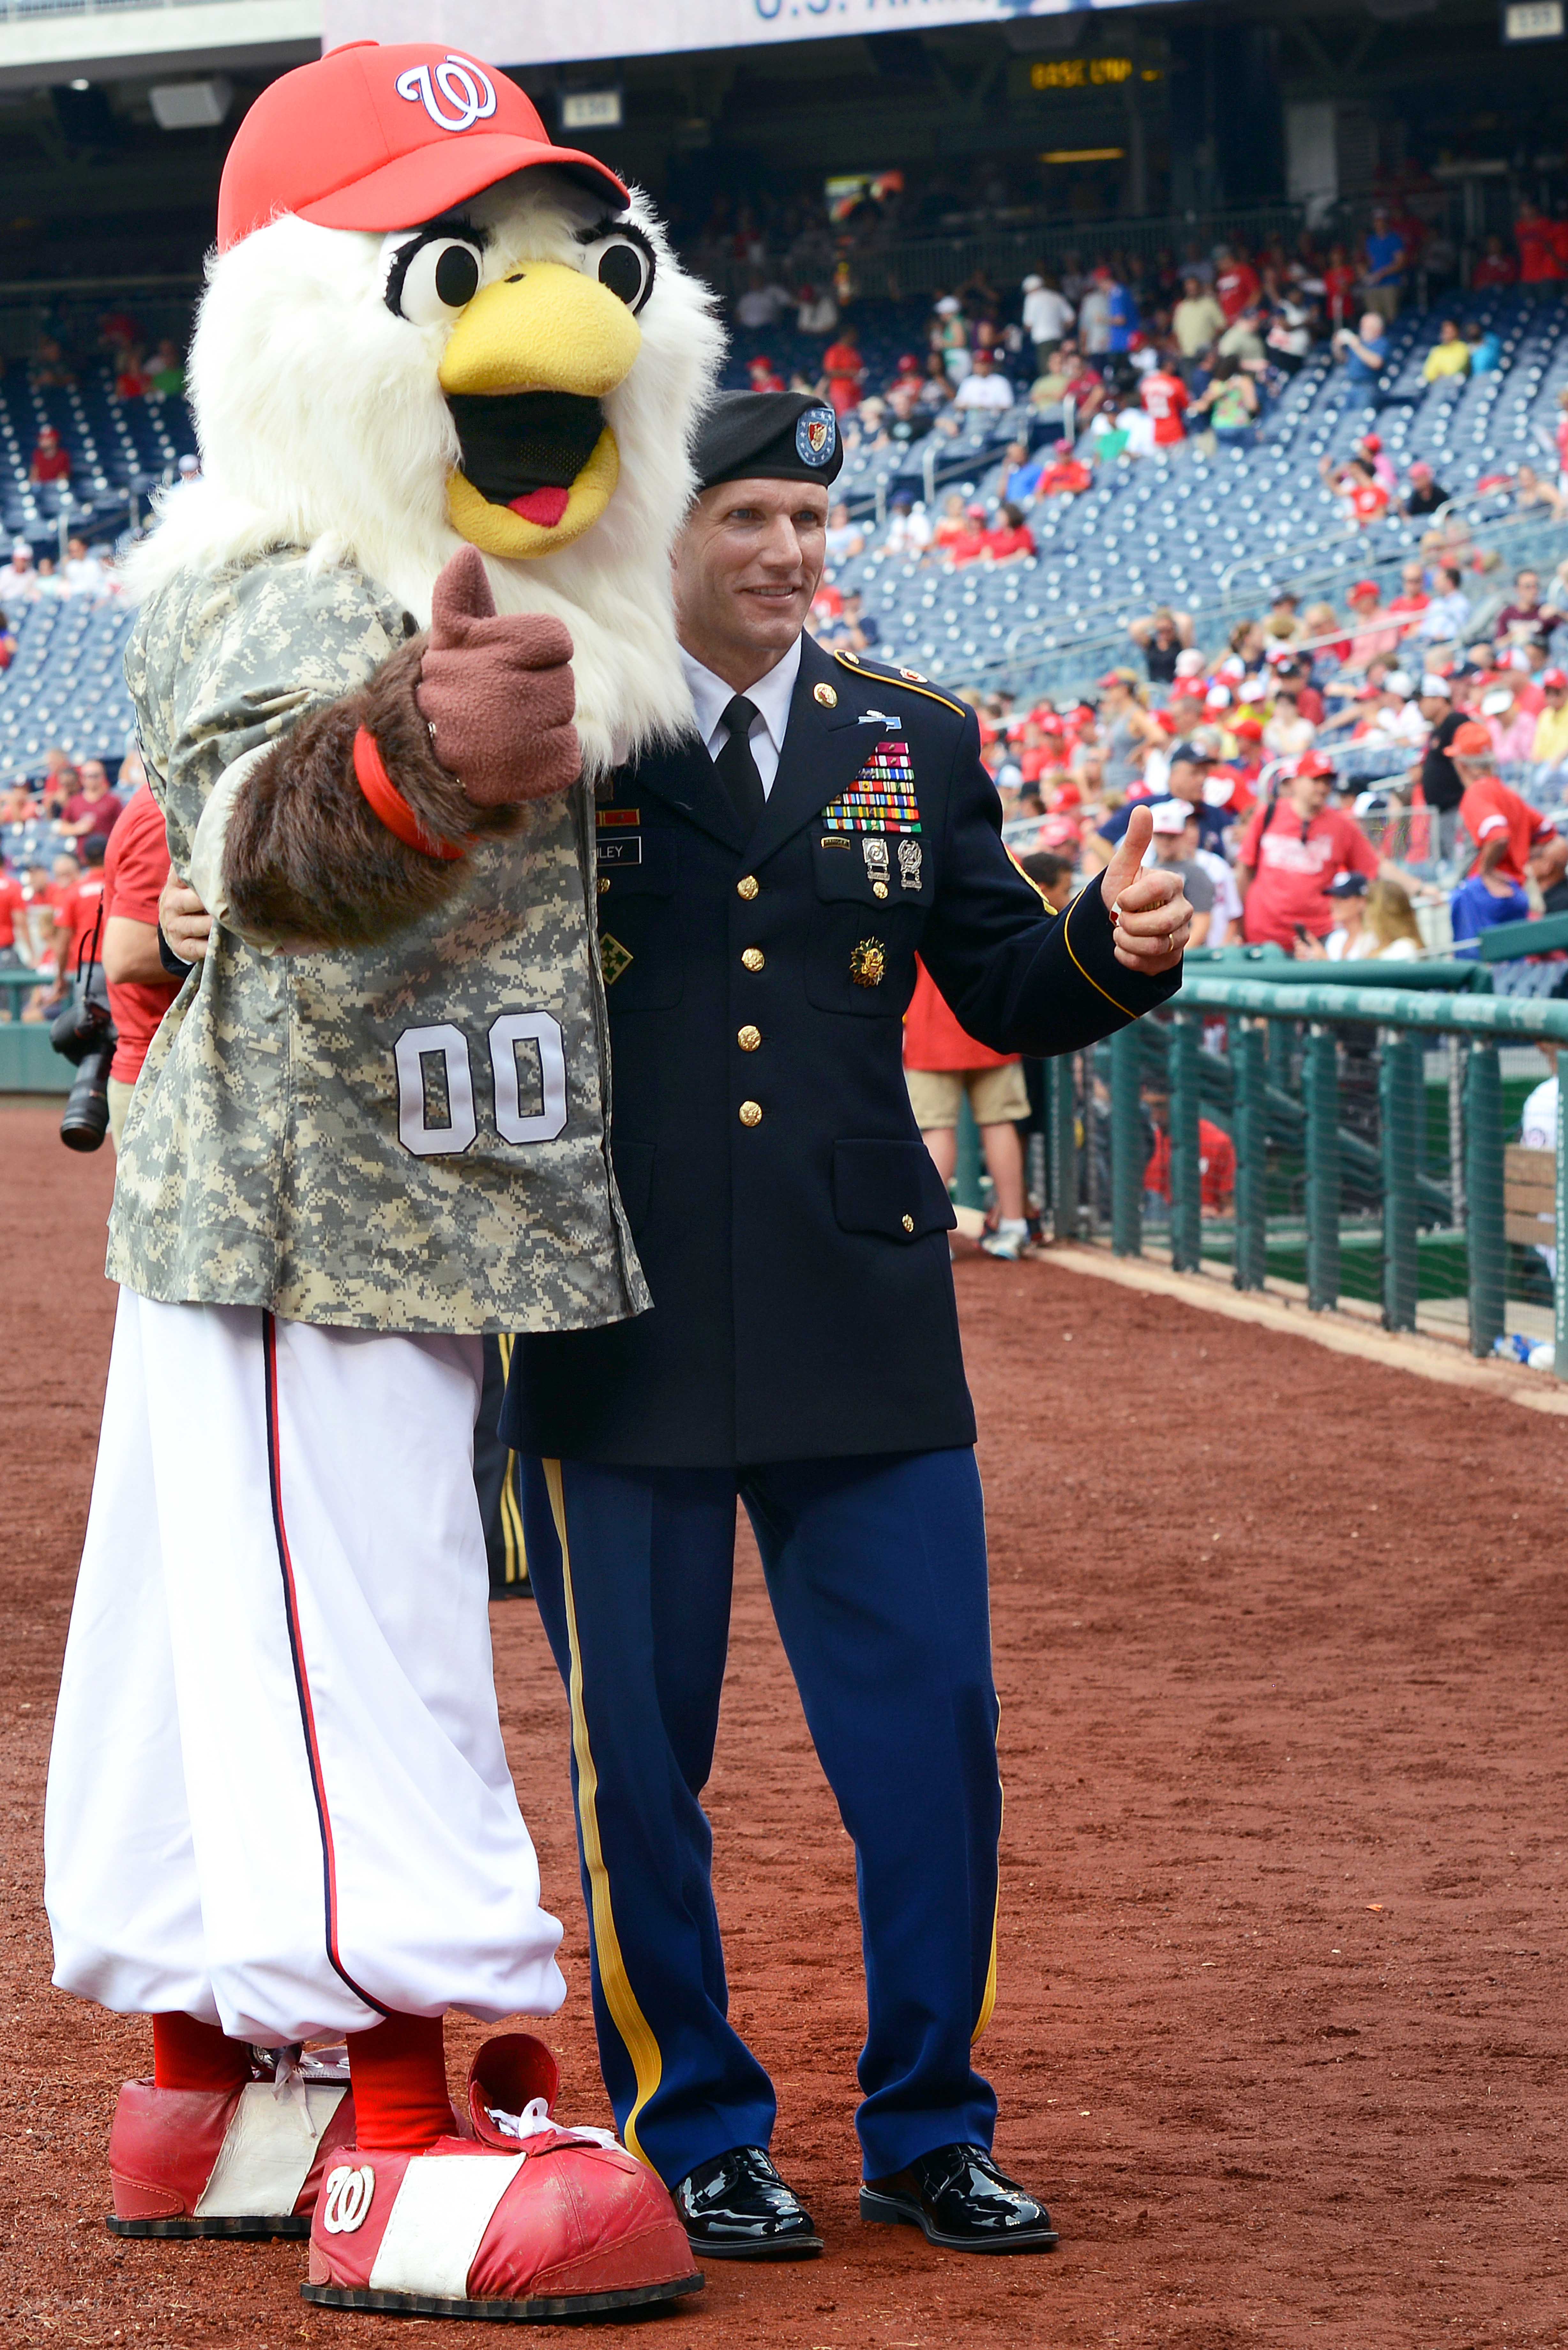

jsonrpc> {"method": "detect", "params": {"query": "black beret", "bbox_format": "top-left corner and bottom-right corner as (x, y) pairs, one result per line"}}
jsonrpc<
(693, 390), (843, 492)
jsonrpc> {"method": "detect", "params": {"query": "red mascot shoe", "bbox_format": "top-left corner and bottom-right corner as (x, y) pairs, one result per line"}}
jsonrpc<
(108, 2048), (356, 2239)
(301, 2034), (703, 2322)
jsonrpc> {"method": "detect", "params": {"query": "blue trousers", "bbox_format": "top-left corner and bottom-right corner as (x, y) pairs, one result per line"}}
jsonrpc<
(517, 1449), (1002, 2187)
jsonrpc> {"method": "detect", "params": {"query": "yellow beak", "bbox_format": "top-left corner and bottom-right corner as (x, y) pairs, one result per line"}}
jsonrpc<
(439, 263), (640, 561)
(438, 262), (642, 400)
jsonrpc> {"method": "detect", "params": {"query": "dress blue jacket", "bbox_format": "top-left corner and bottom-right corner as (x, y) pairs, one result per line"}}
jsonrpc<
(504, 633), (1180, 1467)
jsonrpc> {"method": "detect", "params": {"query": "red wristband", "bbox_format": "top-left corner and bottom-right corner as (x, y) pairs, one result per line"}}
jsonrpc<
(352, 725), (465, 862)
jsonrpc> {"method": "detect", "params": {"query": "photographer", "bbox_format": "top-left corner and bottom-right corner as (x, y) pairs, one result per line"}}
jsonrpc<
(99, 760), (179, 1148)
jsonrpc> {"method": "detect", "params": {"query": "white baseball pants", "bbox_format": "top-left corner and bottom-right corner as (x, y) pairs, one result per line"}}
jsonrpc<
(45, 1291), (565, 2045)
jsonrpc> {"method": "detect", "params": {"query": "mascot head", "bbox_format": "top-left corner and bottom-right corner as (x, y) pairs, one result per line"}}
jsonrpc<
(130, 42), (724, 774)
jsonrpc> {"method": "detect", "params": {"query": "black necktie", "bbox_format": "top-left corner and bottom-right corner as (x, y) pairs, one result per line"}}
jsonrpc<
(715, 694), (765, 834)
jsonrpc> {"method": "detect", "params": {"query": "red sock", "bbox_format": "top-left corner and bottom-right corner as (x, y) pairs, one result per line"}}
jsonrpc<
(348, 2012), (452, 2151)
(152, 2012), (252, 2094)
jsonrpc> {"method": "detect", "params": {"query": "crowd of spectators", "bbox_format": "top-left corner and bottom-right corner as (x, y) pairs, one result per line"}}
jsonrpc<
(748, 205), (1568, 532)
(0, 745), (136, 1016)
(906, 536), (1568, 1255)
(942, 541), (1568, 977)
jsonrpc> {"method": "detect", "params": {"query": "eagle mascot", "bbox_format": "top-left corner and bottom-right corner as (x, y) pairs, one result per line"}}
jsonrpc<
(43, 42), (721, 2325)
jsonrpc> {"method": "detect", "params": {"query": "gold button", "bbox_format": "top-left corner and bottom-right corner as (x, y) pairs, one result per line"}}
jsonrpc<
(596, 876), (609, 895)
(738, 1099), (762, 1127)
(737, 875), (759, 901)
(814, 681), (838, 708)
(901, 1214), (915, 1233)
(737, 1025), (761, 1051)
(741, 947), (765, 972)
(872, 880), (888, 899)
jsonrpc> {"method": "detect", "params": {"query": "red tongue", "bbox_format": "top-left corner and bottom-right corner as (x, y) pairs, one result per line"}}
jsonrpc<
(508, 487), (570, 527)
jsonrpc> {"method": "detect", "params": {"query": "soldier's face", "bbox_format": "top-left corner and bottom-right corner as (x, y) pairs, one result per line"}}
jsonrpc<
(673, 478), (830, 682)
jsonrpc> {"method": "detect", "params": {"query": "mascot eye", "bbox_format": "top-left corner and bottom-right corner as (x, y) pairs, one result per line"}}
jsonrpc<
(386, 235), (484, 326)
(580, 230), (654, 315)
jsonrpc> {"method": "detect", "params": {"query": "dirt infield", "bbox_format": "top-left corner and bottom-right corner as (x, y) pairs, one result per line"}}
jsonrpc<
(3, 1095), (1566, 2348)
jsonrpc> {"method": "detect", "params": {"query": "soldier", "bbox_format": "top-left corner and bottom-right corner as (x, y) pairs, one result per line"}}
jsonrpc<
(502, 392), (1192, 2260)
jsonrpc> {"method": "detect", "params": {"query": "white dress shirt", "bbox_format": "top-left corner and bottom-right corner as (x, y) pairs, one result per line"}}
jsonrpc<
(679, 636), (803, 800)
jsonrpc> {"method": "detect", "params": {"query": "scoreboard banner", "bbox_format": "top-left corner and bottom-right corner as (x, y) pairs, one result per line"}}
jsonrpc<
(320, 0), (1149, 69)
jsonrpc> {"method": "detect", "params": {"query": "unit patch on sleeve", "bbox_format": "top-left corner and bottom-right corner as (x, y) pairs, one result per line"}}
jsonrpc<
(821, 740), (920, 833)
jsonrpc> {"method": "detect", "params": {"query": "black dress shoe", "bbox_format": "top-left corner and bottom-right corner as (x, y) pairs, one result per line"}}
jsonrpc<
(860, 2143), (1058, 2253)
(675, 2146), (822, 2260)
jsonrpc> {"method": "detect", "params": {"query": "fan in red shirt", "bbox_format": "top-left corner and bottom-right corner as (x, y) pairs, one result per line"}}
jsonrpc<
(1515, 202), (1563, 284)
(983, 504), (1036, 563)
(1038, 453), (1092, 497)
(0, 868), (27, 966)
(948, 506), (991, 565)
(46, 842), (108, 1004)
(822, 329), (864, 416)
(29, 425), (71, 485)
(101, 779), (180, 1138)
(1215, 250), (1260, 322)
(1139, 366), (1188, 447)
(1451, 720), (1554, 883)
(1323, 246), (1358, 325)
(904, 958), (1033, 1261)
(1237, 752), (1382, 948)
(1144, 1111), (1237, 1215)
(746, 355), (785, 394)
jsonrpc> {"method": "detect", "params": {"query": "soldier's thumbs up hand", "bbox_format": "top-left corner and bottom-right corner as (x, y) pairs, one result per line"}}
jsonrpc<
(1099, 803), (1192, 974)
(415, 546), (580, 807)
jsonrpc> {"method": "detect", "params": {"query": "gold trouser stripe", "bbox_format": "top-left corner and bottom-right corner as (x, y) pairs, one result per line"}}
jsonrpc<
(494, 1337), (527, 1587)
(972, 1888), (1000, 2045)
(973, 1745), (1004, 2045)
(542, 1457), (663, 2165)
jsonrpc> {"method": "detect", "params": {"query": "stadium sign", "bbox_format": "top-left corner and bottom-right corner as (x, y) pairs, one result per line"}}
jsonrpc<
(321, 0), (1155, 69)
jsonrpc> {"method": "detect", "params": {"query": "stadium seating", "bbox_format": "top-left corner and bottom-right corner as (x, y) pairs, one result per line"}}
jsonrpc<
(0, 356), (197, 546)
(1, 291), (1564, 789)
(0, 596), (139, 775)
(796, 289), (1568, 699)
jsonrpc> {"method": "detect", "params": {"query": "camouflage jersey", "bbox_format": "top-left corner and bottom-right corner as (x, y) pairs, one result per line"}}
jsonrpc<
(108, 548), (650, 1336)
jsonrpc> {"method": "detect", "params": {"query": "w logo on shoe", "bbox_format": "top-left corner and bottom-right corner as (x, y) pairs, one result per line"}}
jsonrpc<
(394, 55), (497, 132)
(321, 2164), (375, 2234)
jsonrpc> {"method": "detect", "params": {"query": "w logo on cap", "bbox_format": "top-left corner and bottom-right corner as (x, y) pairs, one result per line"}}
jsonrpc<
(395, 54), (497, 132)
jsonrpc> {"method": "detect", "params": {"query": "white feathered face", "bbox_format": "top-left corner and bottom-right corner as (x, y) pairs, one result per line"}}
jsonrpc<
(157, 169), (724, 770)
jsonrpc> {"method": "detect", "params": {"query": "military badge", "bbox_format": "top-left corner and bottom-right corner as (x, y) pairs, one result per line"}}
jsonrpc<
(814, 681), (838, 708)
(849, 938), (886, 988)
(898, 838), (923, 892)
(862, 836), (890, 885)
(599, 934), (634, 986)
(796, 405), (837, 467)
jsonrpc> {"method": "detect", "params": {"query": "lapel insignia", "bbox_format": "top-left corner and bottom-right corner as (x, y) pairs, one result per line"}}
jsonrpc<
(849, 937), (886, 988)
(898, 838), (923, 892)
(821, 739), (920, 834)
(599, 934), (633, 986)
(814, 681), (838, 707)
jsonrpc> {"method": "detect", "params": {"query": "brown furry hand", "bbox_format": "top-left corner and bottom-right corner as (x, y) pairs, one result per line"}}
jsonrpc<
(415, 546), (580, 807)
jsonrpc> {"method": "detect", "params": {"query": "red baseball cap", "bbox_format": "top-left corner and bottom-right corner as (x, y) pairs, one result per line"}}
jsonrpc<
(1295, 750), (1335, 779)
(1544, 667), (1568, 689)
(1233, 716), (1264, 741)
(1451, 720), (1492, 757)
(1348, 579), (1380, 604)
(1359, 433), (1382, 452)
(217, 42), (627, 253)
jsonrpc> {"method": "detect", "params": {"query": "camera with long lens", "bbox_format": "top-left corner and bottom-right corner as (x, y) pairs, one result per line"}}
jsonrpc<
(50, 962), (118, 1152)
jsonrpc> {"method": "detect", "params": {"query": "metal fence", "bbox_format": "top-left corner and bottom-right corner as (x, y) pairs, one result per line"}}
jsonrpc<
(1019, 963), (1568, 1378)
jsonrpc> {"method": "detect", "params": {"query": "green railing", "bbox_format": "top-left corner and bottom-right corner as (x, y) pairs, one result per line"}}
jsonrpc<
(1026, 961), (1568, 1379)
